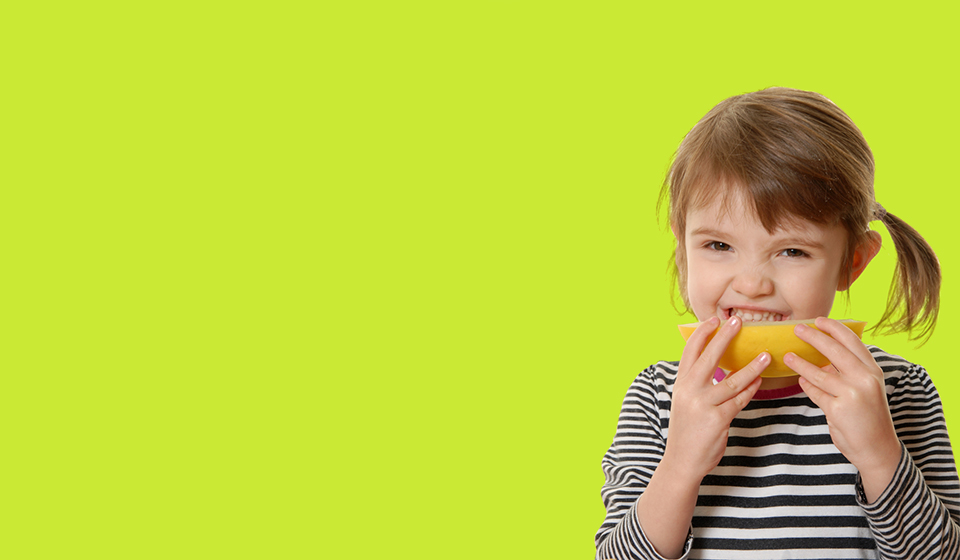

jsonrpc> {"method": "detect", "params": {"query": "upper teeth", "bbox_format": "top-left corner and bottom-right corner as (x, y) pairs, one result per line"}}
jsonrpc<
(732, 308), (783, 322)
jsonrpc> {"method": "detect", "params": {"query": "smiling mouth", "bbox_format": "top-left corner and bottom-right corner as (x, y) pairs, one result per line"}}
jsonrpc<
(726, 308), (786, 322)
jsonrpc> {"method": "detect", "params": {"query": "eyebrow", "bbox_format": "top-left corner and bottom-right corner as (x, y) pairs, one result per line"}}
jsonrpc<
(688, 227), (827, 250)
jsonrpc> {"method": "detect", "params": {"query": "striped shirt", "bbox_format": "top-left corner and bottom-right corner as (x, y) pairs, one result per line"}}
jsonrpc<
(596, 346), (960, 559)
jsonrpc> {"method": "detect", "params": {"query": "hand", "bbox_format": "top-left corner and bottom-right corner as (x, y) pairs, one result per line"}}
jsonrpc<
(785, 317), (902, 502)
(663, 315), (768, 483)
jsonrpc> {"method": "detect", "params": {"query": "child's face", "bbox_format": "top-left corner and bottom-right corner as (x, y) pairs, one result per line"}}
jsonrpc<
(681, 193), (849, 323)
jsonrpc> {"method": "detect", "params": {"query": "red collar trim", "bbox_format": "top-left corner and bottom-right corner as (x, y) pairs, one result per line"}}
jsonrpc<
(713, 368), (804, 400)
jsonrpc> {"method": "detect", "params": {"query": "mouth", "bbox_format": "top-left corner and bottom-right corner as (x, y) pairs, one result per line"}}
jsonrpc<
(723, 307), (787, 322)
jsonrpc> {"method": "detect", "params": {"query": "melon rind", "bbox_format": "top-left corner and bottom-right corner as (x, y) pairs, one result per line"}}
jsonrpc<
(677, 319), (867, 378)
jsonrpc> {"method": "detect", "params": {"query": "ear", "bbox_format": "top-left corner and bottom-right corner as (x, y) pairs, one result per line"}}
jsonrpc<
(838, 230), (882, 291)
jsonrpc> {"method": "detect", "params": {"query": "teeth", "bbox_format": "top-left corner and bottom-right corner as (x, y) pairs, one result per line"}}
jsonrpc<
(730, 308), (783, 322)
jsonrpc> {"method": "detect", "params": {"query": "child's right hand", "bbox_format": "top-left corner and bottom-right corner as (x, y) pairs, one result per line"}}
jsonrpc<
(663, 315), (768, 483)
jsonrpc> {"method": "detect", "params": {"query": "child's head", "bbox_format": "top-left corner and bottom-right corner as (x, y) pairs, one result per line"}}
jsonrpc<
(661, 87), (940, 340)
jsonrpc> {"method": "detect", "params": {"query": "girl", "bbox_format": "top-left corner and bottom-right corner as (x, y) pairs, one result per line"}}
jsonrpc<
(595, 88), (960, 559)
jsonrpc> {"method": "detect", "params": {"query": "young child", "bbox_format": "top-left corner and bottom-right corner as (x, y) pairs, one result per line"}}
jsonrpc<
(595, 88), (960, 559)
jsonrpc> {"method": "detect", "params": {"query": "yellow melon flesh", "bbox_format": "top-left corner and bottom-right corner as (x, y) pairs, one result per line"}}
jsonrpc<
(677, 319), (867, 378)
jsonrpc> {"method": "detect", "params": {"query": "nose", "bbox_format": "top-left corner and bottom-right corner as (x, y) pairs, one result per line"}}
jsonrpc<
(731, 264), (774, 298)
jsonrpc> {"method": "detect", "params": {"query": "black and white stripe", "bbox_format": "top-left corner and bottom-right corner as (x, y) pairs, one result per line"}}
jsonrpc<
(596, 347), (960, 560)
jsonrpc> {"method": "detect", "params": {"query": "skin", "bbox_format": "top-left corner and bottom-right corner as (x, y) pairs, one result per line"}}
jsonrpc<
(639, 193), (892, 559)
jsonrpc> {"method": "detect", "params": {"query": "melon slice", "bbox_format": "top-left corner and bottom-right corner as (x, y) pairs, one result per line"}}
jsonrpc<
(677, 319), (867, 378)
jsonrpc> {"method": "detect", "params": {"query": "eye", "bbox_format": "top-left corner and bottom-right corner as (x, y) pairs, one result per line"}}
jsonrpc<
(781, 248), (807, 258)
(706, 241), (731, 252)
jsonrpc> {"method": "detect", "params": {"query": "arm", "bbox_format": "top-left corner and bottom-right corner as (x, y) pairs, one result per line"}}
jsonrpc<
(787, 319), (960, 558)
(857, 356), (960, 559)
(596, 317), (765, 560)
(595, 365), (692, 560)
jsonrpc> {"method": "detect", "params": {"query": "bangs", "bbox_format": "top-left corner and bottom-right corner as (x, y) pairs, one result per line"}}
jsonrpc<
(679, 160), (842, 235)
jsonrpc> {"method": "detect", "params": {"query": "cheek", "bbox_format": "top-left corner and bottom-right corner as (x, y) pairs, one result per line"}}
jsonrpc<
(783, 267), (838, 313)
(685, 268), (722, 312)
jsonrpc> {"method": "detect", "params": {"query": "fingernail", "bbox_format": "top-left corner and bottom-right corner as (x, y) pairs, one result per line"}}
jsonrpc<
(795, 323), (807, 334)
(729, 315), (740, 327)
(758, 352), (770, 365)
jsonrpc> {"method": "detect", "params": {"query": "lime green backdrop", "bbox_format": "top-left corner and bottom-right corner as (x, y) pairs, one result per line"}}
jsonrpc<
(4, 2), (958, 559)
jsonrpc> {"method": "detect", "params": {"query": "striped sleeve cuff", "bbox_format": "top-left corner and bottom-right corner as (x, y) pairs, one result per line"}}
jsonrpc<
(855, 442), (908, 512)
(596, 501), (693, 560)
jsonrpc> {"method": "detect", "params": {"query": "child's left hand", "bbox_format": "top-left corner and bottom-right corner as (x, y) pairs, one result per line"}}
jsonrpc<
(784, 317), (903, 503)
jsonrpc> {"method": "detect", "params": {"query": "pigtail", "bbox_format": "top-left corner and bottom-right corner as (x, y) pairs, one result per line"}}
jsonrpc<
(872, 209), (941, 343)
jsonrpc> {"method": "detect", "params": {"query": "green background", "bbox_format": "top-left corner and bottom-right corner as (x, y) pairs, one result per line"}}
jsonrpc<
(4, 2), (958, 559)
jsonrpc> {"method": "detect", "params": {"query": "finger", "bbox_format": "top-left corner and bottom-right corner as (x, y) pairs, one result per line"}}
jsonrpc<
(717, 375), (763, 421)
(678, 316), (720, 379)
(798, 376), (832, 410)
(710, 351), (769, 406)
(813, 317), (876, 367)
(784, 351), (842, 398)
(694, 315), (744, 376)
(793, 320), (866, 375)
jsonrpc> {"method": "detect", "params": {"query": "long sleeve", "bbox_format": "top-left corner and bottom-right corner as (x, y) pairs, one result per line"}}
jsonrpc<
(595, 363), (693, 560)
(857, 351), (960, 559)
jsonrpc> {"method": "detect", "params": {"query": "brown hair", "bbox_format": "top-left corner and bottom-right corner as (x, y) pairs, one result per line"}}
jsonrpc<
(659, 87), (940, 342)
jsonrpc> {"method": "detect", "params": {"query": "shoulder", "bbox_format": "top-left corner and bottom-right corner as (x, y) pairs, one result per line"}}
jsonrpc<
(617, 360), (680, 413)
(868, 345), (919, 372)
(867, 345), (940, 398)
(628, 360), (680, 395)
(613, 361), (681, 433)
